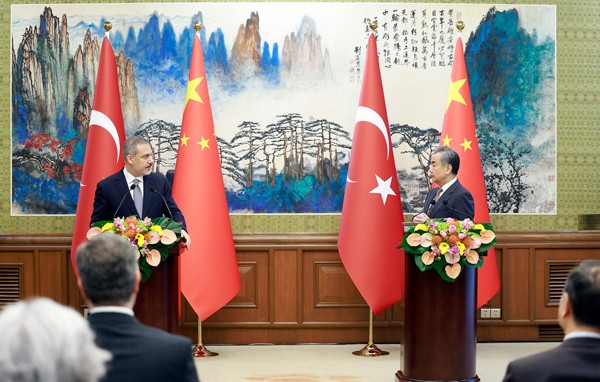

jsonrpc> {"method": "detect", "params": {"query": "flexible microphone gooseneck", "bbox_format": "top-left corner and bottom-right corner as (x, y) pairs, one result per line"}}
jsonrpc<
(150, 187), (174, 221)
(114, 184), (136, 219)
(442, 200), (473, 220)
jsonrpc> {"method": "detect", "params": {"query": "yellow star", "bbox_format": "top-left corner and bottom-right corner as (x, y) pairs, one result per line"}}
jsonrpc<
(460, 137), (472, 151)
(198, 136), (210, 150)
(442, 134), (453, 146)
(180, 134), (190, 146)
(184, 77), (204, 108)
(446, 78), (467, 111)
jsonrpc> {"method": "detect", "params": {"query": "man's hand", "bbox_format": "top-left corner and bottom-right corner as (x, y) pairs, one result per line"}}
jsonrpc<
(412, 213), (429, 224)
(180, 229), (191, 249)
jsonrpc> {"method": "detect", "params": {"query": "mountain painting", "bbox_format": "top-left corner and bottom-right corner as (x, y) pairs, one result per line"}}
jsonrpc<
(11, 3), (556, 215)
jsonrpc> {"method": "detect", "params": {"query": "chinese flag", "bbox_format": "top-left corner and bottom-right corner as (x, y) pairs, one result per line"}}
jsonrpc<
(338, 34), (405, 315)
(440, 36), (499, 307)
(172, 33), (240, 321)
(71, 36), (125, 276)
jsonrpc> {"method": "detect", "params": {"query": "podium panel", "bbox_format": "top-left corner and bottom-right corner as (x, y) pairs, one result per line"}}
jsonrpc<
(133, 249), (179, 333)
(397, 255), (479, 382)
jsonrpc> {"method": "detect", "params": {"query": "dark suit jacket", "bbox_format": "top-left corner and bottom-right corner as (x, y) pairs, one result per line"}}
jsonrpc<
(421, 179), (474, 220)
(502, 337), (600, 382)
(91, 170), (186, 230)
(88, 312), (199, 382)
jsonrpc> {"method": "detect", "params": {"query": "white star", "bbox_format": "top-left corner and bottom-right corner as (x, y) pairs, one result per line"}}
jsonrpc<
(369, 175), (396, 205)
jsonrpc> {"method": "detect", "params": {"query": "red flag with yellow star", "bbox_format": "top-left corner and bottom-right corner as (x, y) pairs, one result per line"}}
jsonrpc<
(338, 33), (405, 315)
(440, 36), (499, 307)
(172, 33), (240, 320)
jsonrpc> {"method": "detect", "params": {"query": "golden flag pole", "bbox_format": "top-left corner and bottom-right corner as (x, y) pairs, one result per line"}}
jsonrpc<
(192, 317), (218, 357)
(352, 309), (390, 356)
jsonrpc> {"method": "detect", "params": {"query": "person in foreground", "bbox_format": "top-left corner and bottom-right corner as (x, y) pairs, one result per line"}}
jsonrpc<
(91, 135), (191, 248)
(76, 233), (199, 382)
(413, 146), (474, 223)
(0, 297), (110, 382)
(503, 260), (600, 382)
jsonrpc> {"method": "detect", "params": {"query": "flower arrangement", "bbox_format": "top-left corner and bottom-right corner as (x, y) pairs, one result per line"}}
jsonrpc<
(401, 218), (496, 282)
(86, 216), (181, 283)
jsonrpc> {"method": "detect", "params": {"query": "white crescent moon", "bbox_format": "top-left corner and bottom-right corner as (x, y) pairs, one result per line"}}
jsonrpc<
(346, 177), (357, 183)
(355, 106), (390, 159)
(89, 110), (121, 163)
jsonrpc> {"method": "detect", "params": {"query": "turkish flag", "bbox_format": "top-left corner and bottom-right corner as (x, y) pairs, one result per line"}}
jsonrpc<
(338, 34), (405, 315)
(440, 36), (500, 307)
(172, 33), (240, 321)
(71, 36), (125, 276)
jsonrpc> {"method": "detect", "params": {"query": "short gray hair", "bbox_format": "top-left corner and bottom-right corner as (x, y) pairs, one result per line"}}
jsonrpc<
(0, 297), (111, 382)
(123, 135), (150, 158)
(433, 146), (460, 175)
(76, 233), (138, 305)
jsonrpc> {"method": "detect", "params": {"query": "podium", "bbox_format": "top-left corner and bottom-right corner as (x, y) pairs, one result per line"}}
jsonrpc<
(133, 248), (179, 333)
(396, 228), (480, 381)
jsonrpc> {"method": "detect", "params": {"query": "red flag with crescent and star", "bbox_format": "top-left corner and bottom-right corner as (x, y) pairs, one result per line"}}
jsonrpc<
(338, 33), (405, 315)
(71, 35), (126, 277)
(440, 36), (499, 307)
(172, 33), (240, 321)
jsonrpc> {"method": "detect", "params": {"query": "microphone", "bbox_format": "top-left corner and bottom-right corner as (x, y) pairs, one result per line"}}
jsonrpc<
(442, 200), (473, 220)
(150, 187), (173, 220)
(114, 184), (136, 219)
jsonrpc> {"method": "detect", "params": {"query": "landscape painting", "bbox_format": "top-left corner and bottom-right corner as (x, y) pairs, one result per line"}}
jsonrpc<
(11, 3), (556, 215)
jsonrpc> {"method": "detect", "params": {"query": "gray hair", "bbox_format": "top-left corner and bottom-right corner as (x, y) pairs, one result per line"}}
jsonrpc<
(433, 146), (460, 175)
(0, 297), (111, 382)
(76, 233), (138, 305)
(123, 135), (150, 158)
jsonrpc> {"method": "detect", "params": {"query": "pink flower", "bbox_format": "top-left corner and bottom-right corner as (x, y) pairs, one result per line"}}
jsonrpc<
(448, 225), (457, 234)
(146, 249), (161, 266)
(445, 264), (461, 279)
(422, 251), (435, 265)
(444, 252), (460, 264)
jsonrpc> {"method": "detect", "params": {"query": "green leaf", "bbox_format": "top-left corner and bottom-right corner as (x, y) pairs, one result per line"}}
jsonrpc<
(138, 259), (152, 284)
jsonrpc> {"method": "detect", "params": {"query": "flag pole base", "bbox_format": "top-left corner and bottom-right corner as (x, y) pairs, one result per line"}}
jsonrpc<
(192, 344), (219, 357)
(352, 343), (390, 357)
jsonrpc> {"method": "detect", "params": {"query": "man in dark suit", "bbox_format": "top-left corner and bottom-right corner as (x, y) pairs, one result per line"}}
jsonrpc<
(503, 260), (600, 381)
(413, 146), (474, 222)
(91, 135), (190, 247)
(76, 233), (200, 382)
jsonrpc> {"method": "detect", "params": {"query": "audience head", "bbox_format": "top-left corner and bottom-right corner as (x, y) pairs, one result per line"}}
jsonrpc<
(76, 233), (140, 307)
(560, 260), (600, 332)
(0, 297), (110, 382)
(429, 146), (460, 186)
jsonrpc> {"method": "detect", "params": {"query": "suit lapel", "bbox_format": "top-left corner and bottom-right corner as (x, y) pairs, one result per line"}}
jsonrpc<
(429, 181), (460, 217)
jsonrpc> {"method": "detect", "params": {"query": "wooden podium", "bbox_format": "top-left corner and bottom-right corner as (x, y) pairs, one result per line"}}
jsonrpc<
(396, 248), (479, 381)
(133, 248), (179, 333)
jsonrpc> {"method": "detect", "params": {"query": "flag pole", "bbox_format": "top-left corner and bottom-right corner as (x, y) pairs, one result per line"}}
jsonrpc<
(192, 317), (218, 357)
(352, 309), (390, 357)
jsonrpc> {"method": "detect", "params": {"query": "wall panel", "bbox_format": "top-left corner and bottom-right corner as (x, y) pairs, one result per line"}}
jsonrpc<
(2, 231), (600, 344)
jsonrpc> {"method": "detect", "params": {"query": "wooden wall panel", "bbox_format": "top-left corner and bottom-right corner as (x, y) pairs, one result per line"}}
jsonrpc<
(38, 250), (68, 303)
(533, 249), (598, 321)
(273, 250), (298, 323)
(0, 252), (35, 306)
(3, 232), (600, 344)
(303, 250), (368, 323)
(504, 248), (531, 322)
(203, 251), (269, 323)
